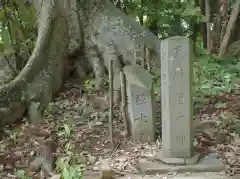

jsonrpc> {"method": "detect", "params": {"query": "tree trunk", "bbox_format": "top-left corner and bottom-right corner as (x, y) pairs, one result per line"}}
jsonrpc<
(189, 19), (199, 55)
(232, 16), (240, 42)
(220, 0), (229, 43)
(200, 0), (207, 48)
(205, 0), (211, 52)
(0, 0), (161, 125)
(211, 0), (222, 54)
(0, 0), (69, 124)
(81, 0), (160, 102)
(138, 0), (144, 26)
(148, 19), (159, 36)
(219, 2), (240, 57)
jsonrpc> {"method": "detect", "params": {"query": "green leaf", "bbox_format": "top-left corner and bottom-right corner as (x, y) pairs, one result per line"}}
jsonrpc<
(1, 27), (12, 49)
(63, 167), (71, 179)
(0, 9), (6, 20)
(15, 169), (26, 179)
(63, 124), (72, 137)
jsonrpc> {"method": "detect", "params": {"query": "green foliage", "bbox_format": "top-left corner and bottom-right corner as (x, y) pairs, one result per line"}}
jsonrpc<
(229, 122), (240, 134)
(84, 78), (97, 91)
(153, 52), (240, 106)
(14, 169), (29, 179)
(84, 76), (108, 92)
(0, 0), (37, 54)
(58, 123), (74, 139)
(228, 40), (240, 57)
(193, 54), (240, 98)
(124, 0), (205, 38)
(56, 156), (84, 179)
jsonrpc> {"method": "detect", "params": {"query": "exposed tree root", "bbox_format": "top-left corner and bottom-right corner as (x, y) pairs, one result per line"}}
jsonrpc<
(0, 0), (68, 125)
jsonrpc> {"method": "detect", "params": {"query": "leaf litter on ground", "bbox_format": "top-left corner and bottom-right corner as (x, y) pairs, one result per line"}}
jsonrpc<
(0, 81), (240, 178)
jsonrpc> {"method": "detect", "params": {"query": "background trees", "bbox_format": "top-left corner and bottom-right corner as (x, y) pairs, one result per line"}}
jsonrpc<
(0, 0), (240, 178)
(0, 0), (239, 123)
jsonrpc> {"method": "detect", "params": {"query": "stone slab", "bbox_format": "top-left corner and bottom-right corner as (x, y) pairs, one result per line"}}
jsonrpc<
(100, 159), (113, 179)
(28, 102), (43, 125)
(124, 65), (156, 142)
(83, 171), (239, 179)
(156, 150), (200, 165)
(138, 153), (225, 175)
(116, 173), (239, 179)
(127, 84), (155, 141)
(160, 36), (193, 158)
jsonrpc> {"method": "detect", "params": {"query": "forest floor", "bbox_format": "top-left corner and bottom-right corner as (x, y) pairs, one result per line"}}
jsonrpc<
(0, 78), (240, 179)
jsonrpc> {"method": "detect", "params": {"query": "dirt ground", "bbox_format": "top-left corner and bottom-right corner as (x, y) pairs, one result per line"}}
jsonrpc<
(0, 79), (240, 178)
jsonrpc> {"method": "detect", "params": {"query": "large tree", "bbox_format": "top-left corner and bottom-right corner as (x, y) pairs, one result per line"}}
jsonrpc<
(0, 0), (160, 124)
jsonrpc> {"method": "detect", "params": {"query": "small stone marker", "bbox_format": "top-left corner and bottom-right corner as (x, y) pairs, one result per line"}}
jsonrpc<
(161, 36), (194, 158)
(124, 65), (156, 142)
(100, 159), (113, 179)
(28, 101), (43, 125)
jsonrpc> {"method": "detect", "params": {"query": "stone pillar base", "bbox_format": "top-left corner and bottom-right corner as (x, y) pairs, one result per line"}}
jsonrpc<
(138, 152), (225, 175)
(156, 150), (200, 165)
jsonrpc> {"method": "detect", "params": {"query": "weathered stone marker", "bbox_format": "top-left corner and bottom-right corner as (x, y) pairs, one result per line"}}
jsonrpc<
(138, 37), (225, 173)
(100, 159), (113, 179)
(124, 65), (156, 142)
(160, 36), (197, 162)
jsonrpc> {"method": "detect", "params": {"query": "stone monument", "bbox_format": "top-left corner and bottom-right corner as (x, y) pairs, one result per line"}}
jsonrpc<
(138, 36), (225, 174)
(160, 36), (199, 163)
(124, 65), (156, 142)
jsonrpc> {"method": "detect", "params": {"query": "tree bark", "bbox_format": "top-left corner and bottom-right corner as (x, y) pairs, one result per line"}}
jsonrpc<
(0, 0), (161, 125)
(211, 0), (222, 54)
(219, 2), (240, 57)
(200, 0), (207, 48)
(220, 0), (229, 43)
(205, 0), (211, 52)
(0, 0), (69, 124)
(81, 0), (160, 67)
(81, 0), (160, 99)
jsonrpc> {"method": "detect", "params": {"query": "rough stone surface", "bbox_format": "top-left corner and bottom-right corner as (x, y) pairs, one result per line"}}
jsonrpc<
(161, 36), (193, 158)
(0, 0), (69, 125)
(116, 173), (239, 179)
(138, 153), (225, 175)
(124, 65), (156, 142)
(100, 159), (113, 179)
(156, 150), (200, 165)
(82, 0), (161, 71)
(28, 102), (43, 125)
(133, 44), (144, 65)
(83, 171), (239, 179)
